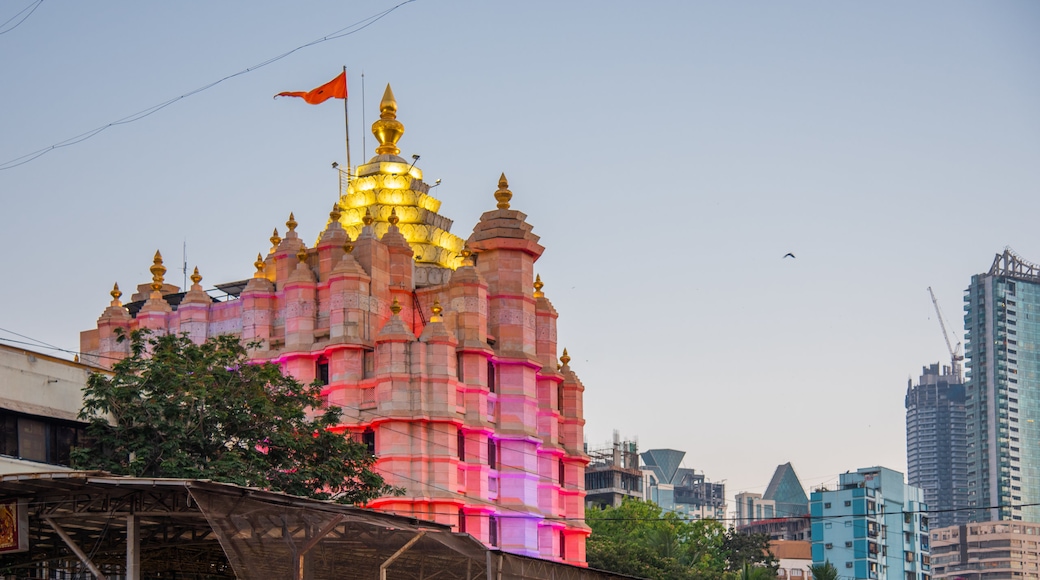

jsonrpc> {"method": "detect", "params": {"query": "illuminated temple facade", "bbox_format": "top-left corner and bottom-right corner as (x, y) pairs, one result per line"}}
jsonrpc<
(79, 86), (590, 564)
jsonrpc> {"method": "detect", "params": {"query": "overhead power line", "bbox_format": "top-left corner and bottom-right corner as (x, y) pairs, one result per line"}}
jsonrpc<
(0, 0), (43, 36)
(0, 0), (417, 172)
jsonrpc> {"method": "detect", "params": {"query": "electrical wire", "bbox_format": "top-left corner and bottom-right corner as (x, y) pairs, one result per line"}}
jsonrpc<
(0, 0), (42, 36)
(0, 0), (417, 171)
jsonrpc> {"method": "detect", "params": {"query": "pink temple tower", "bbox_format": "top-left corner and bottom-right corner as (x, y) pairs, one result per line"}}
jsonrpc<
(80, 84), (590, 564)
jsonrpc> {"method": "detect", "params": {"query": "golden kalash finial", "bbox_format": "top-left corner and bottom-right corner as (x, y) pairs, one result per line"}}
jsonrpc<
(533, 274), (544, 298)
(560, 348), (571, 367)
(149, 251), (166, 292)
(110, 282), (122, 305)
(330, 203), (342, 222)
(390, 297), (402, 315)
(296, 246), (309, 263)
(494, 173), (512, 209)
(343, 236), (354, 254)
(431, 300), (443, 322)
(286, 212), (298, 233)
(190, 267), (202, 286)
(253, 253), (266, 278)
(372, 84), (404, 156)
(388, 207), (400, 226)
(363, 208), (374, 226)
(269, 228), (281, 253)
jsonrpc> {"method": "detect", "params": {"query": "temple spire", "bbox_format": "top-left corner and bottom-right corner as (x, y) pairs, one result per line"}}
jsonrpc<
(495, 173), (512, 209)
(372, 84), (404, 156)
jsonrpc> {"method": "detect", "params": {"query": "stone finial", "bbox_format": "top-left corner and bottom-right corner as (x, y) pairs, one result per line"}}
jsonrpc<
(372, 84), (404, 156)
(286, 212), (298, 233)
(330, 203), (342, 222)
(533, 274), (544, 298)
(390, 297), (402, 315)
(363, 208), (374, 226)
(296, 246), (309, 264)
(110, 282), (122, 306)
(494, 173), (512, 209)
(270, 228), (281, 253)
(431, 300), (443, 322)
(253, 253), (266, 278)
(459, 246), (474, 268)
(73, 354), (79, 363)
(388, 207), (400, 226)
(190, 266), (202, 286)
(149, 251), (166, 292)
(560, 348), (571, 367)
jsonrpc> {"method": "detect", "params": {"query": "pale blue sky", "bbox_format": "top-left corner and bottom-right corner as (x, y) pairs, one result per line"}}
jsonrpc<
(2, 1), (1038, 503)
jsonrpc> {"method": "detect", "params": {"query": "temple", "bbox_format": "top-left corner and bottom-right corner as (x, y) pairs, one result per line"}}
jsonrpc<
(79, 84), (590, 564)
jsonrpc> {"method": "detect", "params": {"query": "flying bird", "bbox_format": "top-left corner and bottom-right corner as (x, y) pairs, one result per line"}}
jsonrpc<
(783, 253), (796, 259)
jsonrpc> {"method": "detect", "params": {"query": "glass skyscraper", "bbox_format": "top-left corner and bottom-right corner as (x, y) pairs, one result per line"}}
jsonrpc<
(964, 248), (1040, 522)
(905, 363), (967, 529)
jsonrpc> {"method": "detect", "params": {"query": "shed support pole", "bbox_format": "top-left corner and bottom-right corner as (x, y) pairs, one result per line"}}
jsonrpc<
(126, 515), (140, 580)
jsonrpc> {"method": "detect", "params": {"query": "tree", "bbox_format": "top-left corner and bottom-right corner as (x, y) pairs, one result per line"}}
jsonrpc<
(808, 561), (838, 580)
(586, 499), (728, 580)
(72, 330), (399, 504)
(722, 528), (778, 573)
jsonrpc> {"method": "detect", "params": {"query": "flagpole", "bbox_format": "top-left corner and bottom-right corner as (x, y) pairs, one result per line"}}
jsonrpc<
(343, 66), (351, 182)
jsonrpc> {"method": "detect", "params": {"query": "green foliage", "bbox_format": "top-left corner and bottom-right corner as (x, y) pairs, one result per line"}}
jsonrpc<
(586, 500), (728, 580)
(808, 561), (838, 580)
(72, 330), (399, 504)
(722, 529), (778, 573)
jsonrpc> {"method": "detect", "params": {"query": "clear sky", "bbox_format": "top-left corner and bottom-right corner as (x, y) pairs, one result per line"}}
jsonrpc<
(2, 1), (1039, 506)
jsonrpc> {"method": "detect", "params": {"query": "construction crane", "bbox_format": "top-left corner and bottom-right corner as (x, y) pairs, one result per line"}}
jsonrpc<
(928, 287), (963, 380)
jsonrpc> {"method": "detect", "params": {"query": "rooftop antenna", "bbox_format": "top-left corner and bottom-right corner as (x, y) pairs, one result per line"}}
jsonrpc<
(182, 240), (187, 289)
(361, 71), (367, 156)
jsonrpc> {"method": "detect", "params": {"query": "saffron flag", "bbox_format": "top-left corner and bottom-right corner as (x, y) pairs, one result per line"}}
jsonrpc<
(275, 72), (347, 104)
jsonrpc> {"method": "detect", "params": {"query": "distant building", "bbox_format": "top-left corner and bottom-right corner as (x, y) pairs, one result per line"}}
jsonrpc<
(641, 448), (725, 520)
(811, 466), (930, 580)
(931, 521), (1040, 579)
(772, 540), (812, 580)
(584, 432), (642, 509)
(905, 362), (968, 530)
(736, 492), (775, 526)
(964, 248), (1040, 522)
(736, 463), (811, 541)
(765, 463), (811, 519)
(0, 344), (93, 474)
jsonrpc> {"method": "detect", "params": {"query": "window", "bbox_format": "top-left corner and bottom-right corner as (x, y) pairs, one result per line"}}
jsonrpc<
(845, 500), (852, 506)
(457, 352), (465, 381)
(489, 515), (499, 547)
(363, 349), (375, 378)
(559, 458), (565, 486)
(845, 562), (853, 569)
(825, 502), (832, 508)
(825, 543), (833, 549)
(316, 358), (330, 386)
(905, 551), (915, 563)
(558, 383), (565, 412)
(845, 541), (853, 548)
(458, 429), (466, 461)
(560, 530), (566, 558)
(0, 411), (83, 467)
(362, 427), (376, 456)
(458, 509), (466, 534)
(487, 360), (497, 393)
(488, 438), (498, 469)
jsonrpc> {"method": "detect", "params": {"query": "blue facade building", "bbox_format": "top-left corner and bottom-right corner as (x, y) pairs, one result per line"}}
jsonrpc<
(811, 467), (930, 580)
